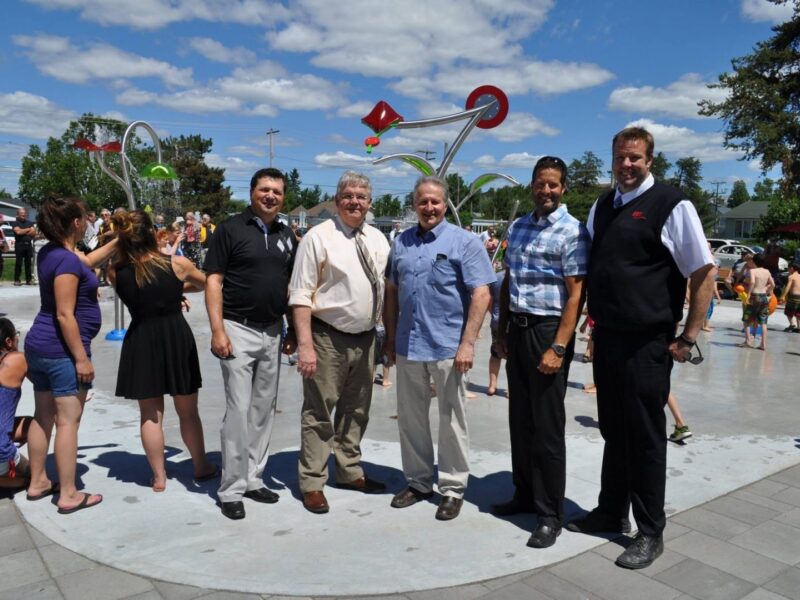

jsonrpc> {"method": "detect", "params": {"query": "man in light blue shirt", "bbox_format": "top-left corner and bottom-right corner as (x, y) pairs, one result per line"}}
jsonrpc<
(384, 175), (494, 521)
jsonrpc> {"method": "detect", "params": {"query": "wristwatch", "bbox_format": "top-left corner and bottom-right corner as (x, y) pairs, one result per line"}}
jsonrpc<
(550, 343), (566, 357)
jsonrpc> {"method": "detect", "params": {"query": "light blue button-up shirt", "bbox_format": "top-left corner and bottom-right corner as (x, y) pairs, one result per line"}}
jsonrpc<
(388, 220), (495, 361)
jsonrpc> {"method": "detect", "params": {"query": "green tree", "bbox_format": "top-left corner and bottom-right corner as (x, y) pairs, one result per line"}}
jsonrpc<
(751, 178), (783, 203)
(371, 193), (401, 218)
(284, 168), (302, 211)
(298, 185), (322, 209)
(669, 157), (715, 230)
(650, 152), (672, 180)
(568, 151), (603, 191)
(17, 114), (233, 221)
(0, 188), (12, 200)
(699, 1), (800, 197)
(754, 196), (800, 239)
(728, 180), (750, 208)
(18, 113), (130, 211)
(160, 135), (232, 221)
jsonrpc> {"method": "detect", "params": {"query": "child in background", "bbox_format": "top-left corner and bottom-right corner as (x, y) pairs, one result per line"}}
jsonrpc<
(0, 318), (33, 488)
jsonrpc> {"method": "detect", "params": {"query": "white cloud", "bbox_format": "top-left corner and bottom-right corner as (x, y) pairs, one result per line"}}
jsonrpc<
(188, 38), (256, 65)
(390, 60), (614, 100)
(314, 151), (373, 168)
(740, 0), (795, 23)
(13, 34), (193, 87)
(205, 153), (260, 172)
(625, 118), (743, 163)
(472, 152), (541, 170)
(0, 91), (75, 139)
(338, 101), (387, 119)
(24, 0), (290, 30)
(608, 73), (728, 119)
(227, 145), (266, 157)
(488, 113), (559, 142)
(116, 64), (345, 115)
(116, 87), (242, 113)
(268, 1), (554, 78)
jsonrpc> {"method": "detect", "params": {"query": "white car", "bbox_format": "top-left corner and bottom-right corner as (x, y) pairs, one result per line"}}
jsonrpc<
(0, 224), (14, 253)
(706, 238), (738, 251)
(714, 243), (788, 271)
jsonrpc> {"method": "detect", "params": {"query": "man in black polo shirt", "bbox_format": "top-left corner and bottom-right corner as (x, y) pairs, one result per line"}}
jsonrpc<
(566, 127), (716, 569)
(204, 167), (297, 520)
(12, 208), (36, 286)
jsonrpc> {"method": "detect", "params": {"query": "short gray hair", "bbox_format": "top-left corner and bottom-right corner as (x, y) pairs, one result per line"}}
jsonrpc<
(413, 175), (448, 202)
(336, 171), (372, 199)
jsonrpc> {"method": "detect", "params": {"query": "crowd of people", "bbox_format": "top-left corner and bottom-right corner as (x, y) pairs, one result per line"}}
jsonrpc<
(2, 126), (795, 572)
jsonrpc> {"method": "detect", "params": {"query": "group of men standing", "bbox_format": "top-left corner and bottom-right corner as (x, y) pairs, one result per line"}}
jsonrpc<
(201, 126), (716, 572)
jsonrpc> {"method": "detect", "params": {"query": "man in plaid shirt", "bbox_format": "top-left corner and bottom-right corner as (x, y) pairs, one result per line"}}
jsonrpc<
(495, 156), (591, 549)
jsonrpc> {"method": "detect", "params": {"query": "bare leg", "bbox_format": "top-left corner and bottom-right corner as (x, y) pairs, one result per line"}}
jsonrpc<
(173, 393), (215, 478)
(759, 324), (767, 350)
(53, 391), (101, 510)
(139, 397), (167, 491)
(742, 322), (753, 347)
(667, 393), (685, 428)
(487, 356), (501, 395)
(382, 365), (392, 387)
(26, 391), (56, 497)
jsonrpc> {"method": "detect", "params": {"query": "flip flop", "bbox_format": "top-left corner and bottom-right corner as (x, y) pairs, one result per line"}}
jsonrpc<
(193, 465), (220, 483)
(57, 493), (102, 515)
(26, 482), (60, 501)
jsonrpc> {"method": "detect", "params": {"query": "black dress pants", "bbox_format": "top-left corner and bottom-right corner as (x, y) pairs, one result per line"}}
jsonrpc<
(505, 317), (574, 528)
(14, 243), (33, 283)
(592, 326), (672, 537)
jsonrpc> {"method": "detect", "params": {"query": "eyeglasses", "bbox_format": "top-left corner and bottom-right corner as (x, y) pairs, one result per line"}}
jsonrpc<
(339, 193), (370, 203)
(686, 343), (704, 365)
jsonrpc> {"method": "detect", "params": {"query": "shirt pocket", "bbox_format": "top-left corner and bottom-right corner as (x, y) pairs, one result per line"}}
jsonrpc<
(431, 258), (457, 289)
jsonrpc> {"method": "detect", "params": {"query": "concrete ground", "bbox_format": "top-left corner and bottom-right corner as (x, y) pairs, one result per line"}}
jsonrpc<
(1, 281), (799, 599)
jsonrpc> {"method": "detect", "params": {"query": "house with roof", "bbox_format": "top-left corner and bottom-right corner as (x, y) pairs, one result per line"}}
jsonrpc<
(718, 201), (769, 240)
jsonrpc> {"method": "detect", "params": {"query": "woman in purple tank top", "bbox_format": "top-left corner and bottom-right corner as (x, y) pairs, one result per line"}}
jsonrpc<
(24, 197), (117, 514)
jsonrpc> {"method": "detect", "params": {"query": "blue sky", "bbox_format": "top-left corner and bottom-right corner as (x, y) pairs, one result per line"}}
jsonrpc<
(0, 0), (794, 203)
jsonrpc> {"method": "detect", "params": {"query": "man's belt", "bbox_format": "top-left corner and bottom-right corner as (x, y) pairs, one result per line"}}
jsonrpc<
(312, 316), (374, 337)
(509, 312), (559, 327)
(225, 315), (278, 330)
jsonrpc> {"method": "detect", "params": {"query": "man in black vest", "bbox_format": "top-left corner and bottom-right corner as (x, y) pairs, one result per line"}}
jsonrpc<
(566, 127), (716, 569)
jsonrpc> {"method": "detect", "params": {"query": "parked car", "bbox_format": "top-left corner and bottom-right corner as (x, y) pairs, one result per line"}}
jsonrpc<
(714, 243), (788, 271)
(0, 224), (14, 253)
(706, 238), (738, 250)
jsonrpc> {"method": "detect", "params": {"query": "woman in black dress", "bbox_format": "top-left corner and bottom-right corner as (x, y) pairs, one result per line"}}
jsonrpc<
(109, 210), (216, 491)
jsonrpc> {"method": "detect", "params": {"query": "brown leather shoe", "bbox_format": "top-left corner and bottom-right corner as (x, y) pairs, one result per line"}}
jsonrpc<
(390, 486), (434, 508)
(336, 476), (386, 494)
(302, 490), (329, 514)
(435, 496), (463, 521)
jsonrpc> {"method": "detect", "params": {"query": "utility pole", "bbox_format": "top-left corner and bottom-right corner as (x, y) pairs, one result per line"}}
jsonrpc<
(416, 149), (436, 161)
(266, 128), (280, 168)
(710, 180), (726, 235)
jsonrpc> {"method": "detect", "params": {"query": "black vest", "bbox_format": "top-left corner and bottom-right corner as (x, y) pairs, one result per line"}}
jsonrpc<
(587, 181), (687, 332)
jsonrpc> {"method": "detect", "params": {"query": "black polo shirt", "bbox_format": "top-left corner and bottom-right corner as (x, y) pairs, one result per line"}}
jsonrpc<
(13, 218), (35, 246)
(203, 207), (296, 324)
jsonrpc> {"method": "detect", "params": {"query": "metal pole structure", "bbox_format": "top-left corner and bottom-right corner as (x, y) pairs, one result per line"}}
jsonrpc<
(266, 129), (280, 168)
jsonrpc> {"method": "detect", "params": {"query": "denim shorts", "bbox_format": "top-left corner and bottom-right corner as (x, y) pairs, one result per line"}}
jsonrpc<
(25, 350), (92, 397)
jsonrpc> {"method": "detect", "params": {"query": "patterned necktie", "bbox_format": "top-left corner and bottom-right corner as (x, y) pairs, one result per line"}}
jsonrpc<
(353, 225), (381, 327)
(613, 195), (623, 209)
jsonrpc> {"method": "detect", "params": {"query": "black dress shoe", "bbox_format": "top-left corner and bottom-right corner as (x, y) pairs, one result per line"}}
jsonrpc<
(336, 476), (386, 494)
(527, 523), (562, 548)
(220, 501), (245, 520)
(565, 508), (631, 534)
(390, 486), (434, 508)
(615, 533), (663, 569)
(244, 488), (279, 503)
(435, 496), (463, 521)
(491, 497), (535, 516)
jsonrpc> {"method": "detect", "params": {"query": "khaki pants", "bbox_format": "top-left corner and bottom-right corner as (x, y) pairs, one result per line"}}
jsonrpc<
(298, 323), (375, 493)
(396, 355), (469, 498)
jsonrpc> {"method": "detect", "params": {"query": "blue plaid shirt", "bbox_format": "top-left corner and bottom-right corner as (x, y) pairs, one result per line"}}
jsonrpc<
(505, 205), (590, 317)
